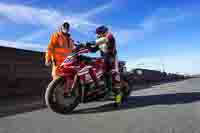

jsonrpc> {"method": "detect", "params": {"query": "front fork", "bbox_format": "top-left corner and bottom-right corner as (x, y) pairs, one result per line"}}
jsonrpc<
(64, 74), (85, 103)
(63, 74), (78, 96)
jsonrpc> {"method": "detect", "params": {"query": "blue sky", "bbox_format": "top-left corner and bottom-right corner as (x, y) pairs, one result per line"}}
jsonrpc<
(0, 0), (200, 74)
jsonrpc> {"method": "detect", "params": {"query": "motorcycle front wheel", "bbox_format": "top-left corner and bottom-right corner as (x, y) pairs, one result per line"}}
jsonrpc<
(45, 76), (80, 114)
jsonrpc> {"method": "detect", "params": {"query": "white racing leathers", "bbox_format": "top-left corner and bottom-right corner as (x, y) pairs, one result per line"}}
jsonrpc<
(95, 35), (121, 88)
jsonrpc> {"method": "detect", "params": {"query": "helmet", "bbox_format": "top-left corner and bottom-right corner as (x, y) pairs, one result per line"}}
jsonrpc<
(95, 25), (108, 34)
(61, 22), (70, 34)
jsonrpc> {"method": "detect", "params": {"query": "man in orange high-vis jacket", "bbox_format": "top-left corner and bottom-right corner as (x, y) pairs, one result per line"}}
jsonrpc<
(45, 22), (75, 79)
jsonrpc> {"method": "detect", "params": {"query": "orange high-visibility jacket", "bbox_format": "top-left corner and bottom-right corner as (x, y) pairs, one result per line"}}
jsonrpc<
(45, 31), (74, 66)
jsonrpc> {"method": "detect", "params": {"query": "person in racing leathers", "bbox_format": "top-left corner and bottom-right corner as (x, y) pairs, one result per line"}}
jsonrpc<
(86, 25), (121, 101)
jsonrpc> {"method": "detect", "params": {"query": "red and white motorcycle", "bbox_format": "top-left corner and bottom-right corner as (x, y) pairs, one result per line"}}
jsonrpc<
(45, 43), (131, 114)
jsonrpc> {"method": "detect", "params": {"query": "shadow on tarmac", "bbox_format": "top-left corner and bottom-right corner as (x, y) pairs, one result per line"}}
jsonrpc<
(0, 98), (46, 118)
(71, 92), (200, 115)
(0, 80), (199, 118)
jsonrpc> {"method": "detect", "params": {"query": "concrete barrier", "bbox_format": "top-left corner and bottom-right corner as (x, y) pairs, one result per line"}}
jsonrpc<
(0, 46), (51, 98)
(0, 46), (188, 98)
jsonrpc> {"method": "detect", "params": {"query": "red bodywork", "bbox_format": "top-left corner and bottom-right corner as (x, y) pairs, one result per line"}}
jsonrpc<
(55, 44), (121, 101)
(57, 47), (107, 97)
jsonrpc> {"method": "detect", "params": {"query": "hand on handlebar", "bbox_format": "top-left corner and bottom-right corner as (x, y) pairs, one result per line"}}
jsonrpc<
(74, 41), (86, 50)
(74, 41), (96, 52)
(86, 41), (96, 47)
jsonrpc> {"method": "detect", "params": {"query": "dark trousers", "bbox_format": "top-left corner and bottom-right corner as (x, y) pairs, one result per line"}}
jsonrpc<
(103, 55), (115, 92)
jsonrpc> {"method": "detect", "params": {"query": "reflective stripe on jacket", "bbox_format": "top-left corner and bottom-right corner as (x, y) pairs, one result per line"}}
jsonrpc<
(45, 31), (74, 65)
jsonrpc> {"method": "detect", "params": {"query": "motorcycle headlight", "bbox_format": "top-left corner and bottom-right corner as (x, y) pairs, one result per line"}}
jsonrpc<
(137, 70), (143, 75)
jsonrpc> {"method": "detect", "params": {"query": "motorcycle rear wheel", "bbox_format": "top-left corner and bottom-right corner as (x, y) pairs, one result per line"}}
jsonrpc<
(45, 76), (80, 114)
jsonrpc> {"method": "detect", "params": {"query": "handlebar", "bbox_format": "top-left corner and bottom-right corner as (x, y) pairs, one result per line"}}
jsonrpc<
(74, 41), (96, 50)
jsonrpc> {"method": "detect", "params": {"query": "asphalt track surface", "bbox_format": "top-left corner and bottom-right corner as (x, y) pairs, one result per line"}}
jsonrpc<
(0, 78), (200, 133)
